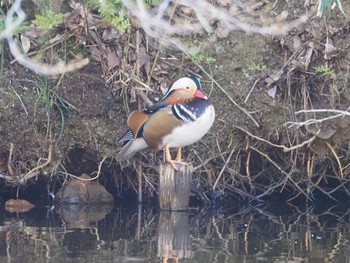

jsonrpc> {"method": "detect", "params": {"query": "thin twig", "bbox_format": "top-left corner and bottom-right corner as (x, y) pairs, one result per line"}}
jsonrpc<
(285, 113), (344, 128)
(193, 153), (227, 170)
(325, 142), (343, 178)
(250, 146), (312, 201)
(21, 148), (52, 182)
(250, 146), (288, 176)
(57, 155), (108, 181)
(236, 126), (316, 152)
(286, 108), (350, 128)
(7, 143), (14, 175)
(195, 63), (260, 127)
(295, 109), (350, 115)
(11, 87), (28, 115)
(244, 78), (260, 103)
(213, 147), (235, 189)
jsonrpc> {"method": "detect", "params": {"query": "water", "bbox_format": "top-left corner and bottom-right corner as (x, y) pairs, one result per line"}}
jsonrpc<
(0, 202), (349, 263)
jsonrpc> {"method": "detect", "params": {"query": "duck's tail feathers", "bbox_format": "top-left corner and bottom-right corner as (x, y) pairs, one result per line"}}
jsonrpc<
(117, 129), (134, 145)
(116, 138), (148, 161)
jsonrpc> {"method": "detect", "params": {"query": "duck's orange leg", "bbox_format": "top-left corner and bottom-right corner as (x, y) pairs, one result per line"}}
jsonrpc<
(175, 147), (182, 161)
(165, 146), (189, 170)
(162, 257), (178, 263)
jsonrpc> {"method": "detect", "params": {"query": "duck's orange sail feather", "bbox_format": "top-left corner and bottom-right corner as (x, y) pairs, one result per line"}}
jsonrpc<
(127, 110), (149, 138)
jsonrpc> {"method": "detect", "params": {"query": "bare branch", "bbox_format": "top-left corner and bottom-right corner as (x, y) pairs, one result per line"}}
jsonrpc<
(236, 126), (316, 152)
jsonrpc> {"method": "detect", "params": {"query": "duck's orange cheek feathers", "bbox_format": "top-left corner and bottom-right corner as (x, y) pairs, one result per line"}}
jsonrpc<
(162, 90), (193, 104)
(127, 111), (149, 138)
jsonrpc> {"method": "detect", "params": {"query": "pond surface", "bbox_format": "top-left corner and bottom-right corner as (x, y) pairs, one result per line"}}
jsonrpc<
(0, 201), (349, 263)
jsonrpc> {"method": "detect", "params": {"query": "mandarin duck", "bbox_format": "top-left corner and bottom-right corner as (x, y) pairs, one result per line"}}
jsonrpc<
(116, 76), (215, 170)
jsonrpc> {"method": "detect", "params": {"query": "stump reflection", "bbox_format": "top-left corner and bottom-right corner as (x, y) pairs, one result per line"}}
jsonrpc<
(157, 211), (192, 263)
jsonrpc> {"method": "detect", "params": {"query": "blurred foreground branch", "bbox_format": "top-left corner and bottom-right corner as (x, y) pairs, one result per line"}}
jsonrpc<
(1, 0), (309, 74)
(1, 0), (89, 75)
(122, 0), (308, 51)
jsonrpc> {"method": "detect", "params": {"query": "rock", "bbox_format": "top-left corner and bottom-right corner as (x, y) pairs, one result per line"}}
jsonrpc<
(5, 199), (35, 213)
(55, 174), (114, 205)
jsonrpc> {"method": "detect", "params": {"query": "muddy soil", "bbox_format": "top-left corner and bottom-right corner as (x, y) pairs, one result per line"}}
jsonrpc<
(1, 2), (350, 203)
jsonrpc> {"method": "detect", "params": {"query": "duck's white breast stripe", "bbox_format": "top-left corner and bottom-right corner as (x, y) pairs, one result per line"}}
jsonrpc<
(173, 104), (197, 122)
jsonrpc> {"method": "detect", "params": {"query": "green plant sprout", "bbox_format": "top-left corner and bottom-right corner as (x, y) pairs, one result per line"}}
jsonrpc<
(242, 63), (267, 76)
(314, 65), (336, 80)
(34, 77), (77, 143)
(188, 49), (216, 65)
(33, 10), (64, 29)
(144, 0), (162, 7)
(87, 0), (131, 31)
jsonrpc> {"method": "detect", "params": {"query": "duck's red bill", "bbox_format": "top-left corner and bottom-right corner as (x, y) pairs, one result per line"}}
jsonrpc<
(194, 90), (207, 100)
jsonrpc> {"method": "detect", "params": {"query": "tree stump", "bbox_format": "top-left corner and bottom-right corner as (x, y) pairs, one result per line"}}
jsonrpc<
(157, 211), (192, 262)
(158, 163), (193, 211)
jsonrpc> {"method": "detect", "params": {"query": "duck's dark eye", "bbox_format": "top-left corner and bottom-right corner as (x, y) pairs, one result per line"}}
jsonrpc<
(186, 86), (190, 89)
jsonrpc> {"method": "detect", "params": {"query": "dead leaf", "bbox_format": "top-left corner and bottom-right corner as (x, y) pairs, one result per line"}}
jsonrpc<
(251, 1), (266, 11)
(160, 78), (169, 95)
(292, 35), (302, 52)
(139, 46), (151, 76)
(24, 25), (42, 38)
(267, 85), (277, 99)
(130, 87), (137, 103)
(265, 70), (283, 87)
(5, 199), (35, 213)
(107, 51), (120, 70)
(20, 34), (31, 53)
(102, 27), (121, 41)
(139, 46), (147, 67)
(216, 21), (230, 38)
(324, 37), (337, 60)
(303, 44), (314, 69)
(90, 46), (103, 62)
(181, 6), (193, 16)
(306, 123), (336, 140)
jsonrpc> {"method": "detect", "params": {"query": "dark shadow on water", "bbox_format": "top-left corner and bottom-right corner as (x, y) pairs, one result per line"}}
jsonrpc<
(0, 201), (349, 262)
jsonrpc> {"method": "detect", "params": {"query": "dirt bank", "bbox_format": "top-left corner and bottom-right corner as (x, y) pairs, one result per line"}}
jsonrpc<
(1, 1), (350, 203)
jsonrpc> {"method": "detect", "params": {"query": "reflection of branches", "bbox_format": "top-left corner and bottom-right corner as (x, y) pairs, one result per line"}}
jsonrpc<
(3, 204), (350, 262)
(2, 0), (89, 75)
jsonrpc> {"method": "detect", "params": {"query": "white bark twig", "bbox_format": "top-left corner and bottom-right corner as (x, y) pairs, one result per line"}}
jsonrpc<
(285, 109), (350, 128)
